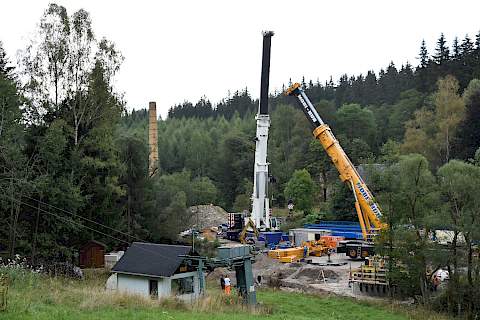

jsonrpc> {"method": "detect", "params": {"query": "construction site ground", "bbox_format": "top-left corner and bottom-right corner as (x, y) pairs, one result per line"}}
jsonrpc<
(253, 252), (372, 299)
(210, 239), (389, 301)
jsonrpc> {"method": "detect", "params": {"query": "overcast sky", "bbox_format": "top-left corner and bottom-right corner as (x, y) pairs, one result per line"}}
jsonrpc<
(2, 0), (480, 118)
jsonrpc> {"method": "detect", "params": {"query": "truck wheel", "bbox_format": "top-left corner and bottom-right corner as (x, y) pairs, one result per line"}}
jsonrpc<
(348, 248), (358, 259)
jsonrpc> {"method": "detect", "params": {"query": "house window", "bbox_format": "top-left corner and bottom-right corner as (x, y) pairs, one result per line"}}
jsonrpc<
(172, 276), (194, 295)
(149, 279), (158, 298)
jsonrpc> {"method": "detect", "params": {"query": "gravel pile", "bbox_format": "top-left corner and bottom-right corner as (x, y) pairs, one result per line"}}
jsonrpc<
(188, 205), (229, 230)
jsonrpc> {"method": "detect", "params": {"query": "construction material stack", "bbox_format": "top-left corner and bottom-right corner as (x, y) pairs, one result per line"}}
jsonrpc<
(304, 221), (364, 240)
(268, 235), (342, 263)
(268, 246), (306, 263)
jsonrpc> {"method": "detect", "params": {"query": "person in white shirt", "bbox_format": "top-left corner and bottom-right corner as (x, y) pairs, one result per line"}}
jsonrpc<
(223, 276), (231, 295)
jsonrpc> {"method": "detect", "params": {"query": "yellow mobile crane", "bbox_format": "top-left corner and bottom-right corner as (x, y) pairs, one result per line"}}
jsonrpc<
(285, 83), (387, 259)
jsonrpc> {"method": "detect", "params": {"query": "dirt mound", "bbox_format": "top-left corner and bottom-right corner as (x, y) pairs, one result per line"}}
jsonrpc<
(188, 205), (229, 229)
(293, 267), (338, 281)
(262, 268), (297, 287)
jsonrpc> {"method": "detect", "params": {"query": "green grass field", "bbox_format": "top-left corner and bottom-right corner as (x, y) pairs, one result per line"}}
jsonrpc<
(1, 269), (450, 320)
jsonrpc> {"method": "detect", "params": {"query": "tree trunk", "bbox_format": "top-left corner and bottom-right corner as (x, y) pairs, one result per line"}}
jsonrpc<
(10, 201), (21, 259)
(419, 274), (427, 305)
(127, 190), (131, 238)
(74, 123), (79, 146)
(466, 233), (473, 319)
(445, 126), (450, 163)
(448, 231), (459, 315)
(321, 170), (327, 202)
(31, 200), (41, 265)
(8, 178), (15, 258)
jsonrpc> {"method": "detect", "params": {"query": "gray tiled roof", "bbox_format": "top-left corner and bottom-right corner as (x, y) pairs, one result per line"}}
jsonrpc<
(112, 242), (191, 277)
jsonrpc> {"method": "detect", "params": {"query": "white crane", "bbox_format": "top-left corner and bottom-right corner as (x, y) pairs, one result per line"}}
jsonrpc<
(251, 31), (278, 231)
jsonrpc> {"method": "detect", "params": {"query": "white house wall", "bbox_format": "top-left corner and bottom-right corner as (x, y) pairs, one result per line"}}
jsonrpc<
(115, 272), (201, 301)
(117, 274), (149, 296)
(158, 277), (171, 298)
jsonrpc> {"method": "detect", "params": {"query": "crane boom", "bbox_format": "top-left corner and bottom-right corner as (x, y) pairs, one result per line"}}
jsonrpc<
(251, 31), (274, 230)
(286, 83), (385, 240)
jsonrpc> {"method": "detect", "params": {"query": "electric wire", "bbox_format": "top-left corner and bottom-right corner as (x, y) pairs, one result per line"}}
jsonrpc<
(0, 166), (145, 243)
(21, 193), (145, 243)
(0, 192), (184, 264)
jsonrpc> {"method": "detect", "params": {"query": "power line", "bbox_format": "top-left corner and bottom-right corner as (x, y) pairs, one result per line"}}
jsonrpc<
(0, 170), (144, 243)
(0, 193), (182, 264)
(22, 193), (144, 243)
(0, 166), (192, 264)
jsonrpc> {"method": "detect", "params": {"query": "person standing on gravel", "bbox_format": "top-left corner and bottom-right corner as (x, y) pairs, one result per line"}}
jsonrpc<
(220, 276), (225, 291)
(224, 276), (231, 295)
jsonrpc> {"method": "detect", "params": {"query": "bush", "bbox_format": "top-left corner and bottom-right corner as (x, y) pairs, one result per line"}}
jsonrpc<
(0, 255), (42, 288)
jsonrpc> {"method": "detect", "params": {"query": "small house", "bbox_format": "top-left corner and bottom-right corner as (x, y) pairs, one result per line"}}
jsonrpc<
(109, 242), (201, 302)
(79, 240), (106, 268)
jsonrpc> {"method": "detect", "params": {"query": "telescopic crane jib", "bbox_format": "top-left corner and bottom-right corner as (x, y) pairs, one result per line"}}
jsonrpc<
(251, 31), (274, 230)
(285, 83), (386, 244)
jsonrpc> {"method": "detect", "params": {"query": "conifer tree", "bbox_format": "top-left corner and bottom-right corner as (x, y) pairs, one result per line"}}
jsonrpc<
(433, 33), (450, 65)
(454, 79), (480, 159)
(416, 39), (431, 92)
(452, 37), (461, 60)
(419, 39), (429, 68)
(363, 70), (378, 105)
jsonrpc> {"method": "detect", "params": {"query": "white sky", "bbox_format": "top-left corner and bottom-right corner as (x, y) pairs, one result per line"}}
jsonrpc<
(2, 0), (480, 118)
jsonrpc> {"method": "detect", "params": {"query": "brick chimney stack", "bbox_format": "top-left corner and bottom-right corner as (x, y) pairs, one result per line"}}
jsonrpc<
(148, 101), (159, 177)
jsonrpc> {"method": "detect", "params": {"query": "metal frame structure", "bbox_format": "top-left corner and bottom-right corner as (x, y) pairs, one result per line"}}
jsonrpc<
(181, 246), (257, 305)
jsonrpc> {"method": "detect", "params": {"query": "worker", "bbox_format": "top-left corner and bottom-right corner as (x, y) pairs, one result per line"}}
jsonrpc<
(224, 275), (231, 295)
(303, 245), (308, 258)
(287, 199), (294, 215)
(220, 276), (225, 291)
(433, 274), (440, 291)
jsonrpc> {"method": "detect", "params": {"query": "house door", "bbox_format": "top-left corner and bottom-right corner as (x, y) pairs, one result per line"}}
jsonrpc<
(149, 280), (158, 299)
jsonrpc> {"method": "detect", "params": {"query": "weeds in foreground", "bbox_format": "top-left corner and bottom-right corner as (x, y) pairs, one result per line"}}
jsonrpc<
(1, 267), (452, 320)
(191, 291), (272, 315)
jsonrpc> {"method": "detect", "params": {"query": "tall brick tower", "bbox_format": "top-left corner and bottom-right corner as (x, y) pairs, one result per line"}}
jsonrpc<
(148, 101), (159, 177)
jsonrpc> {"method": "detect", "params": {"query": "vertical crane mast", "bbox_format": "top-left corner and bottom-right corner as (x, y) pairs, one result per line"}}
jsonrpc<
(286, 83), (385, 240)
(252, 31), (274, 229)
